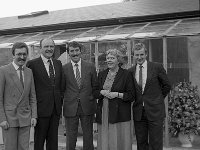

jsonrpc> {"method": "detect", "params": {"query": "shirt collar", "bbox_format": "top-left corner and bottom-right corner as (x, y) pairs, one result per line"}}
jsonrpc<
(71, 59), (81, 67)
(41, 54), (52, 64)
(12, 61), (24, 71)
(137, 60), (147, 68)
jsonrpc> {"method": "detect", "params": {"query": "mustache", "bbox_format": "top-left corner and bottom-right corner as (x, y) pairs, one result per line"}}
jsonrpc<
(45, 50), (54, 53)
(18, 58), (26, 61)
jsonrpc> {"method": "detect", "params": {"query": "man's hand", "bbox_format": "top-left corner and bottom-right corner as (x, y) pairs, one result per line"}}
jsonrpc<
(0, 121), (9, 130)
(31, 118), (37, 127)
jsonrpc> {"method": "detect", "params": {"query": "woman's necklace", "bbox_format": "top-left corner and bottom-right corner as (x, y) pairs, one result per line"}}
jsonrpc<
(109, 67), (119, 76)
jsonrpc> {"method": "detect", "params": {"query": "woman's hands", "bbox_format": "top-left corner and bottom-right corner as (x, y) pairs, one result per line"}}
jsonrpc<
(100, 90), (118, 99)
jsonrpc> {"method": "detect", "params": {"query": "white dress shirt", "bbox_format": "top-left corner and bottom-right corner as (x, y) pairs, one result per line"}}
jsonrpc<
(41, 54), (55, 77)
(135, 60), (147, 92)
(12, 61), (24, 81)
(71, 59), (81, 78)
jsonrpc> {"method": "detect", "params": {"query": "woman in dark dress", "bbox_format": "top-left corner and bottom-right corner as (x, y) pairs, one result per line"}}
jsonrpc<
(95, 49), (135, 150)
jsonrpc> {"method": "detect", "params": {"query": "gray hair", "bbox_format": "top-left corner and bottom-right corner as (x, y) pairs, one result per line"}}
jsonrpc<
(106, 49), (124, 65)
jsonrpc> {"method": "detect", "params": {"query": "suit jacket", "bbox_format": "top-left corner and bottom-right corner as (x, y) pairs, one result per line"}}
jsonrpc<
(63, 60), (98, 117)
(128, 62), (171, 121)
(95, 67), (135, 124)
(26, 57), (65, 117)
(0, 63), (37, 127)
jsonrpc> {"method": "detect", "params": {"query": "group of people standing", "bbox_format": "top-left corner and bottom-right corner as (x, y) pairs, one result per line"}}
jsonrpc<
(0, 38), (171, 150)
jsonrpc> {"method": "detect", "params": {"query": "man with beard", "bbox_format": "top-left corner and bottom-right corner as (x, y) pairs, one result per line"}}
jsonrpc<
(27, 38), (65, 150)
(0, 42), (37, 150)
(63, 41), (98, 150)
(128, 43), (171, 150)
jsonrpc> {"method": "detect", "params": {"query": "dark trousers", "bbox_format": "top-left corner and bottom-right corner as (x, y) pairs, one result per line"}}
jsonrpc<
(65, 102), (94, 150)
(134, 108), (164, 150)
(34, 107), (60, 150)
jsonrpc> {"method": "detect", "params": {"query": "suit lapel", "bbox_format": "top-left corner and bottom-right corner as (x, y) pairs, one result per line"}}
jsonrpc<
(131, 66), (142, 93)
(18, 67), (30, 103)
(8, 63), (23, 94)
(38, 57), (51, 83)
(143, 62), (153, 93)
(111, 68), (123, 90)
(80, 60), (86, 89)
(69, 62), (79, 89)
(52, 59), (58, 83)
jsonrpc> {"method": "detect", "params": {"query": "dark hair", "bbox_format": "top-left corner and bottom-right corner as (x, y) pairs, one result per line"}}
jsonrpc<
(12, 42), (29, 55)
(133, 43), (147, 54)
(66, 41), (82, 53)
(40, 38), (55, 48)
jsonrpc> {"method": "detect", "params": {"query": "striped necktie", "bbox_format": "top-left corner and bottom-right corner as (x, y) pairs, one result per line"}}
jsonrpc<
(75, 63), (81, 88)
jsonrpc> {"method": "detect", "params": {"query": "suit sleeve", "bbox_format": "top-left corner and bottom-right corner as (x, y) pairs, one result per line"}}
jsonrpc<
(29, 70), (37, 119)
(158, 64), (171, 98)
(122, 71), (136, 102)
(0, 68), (7, 123)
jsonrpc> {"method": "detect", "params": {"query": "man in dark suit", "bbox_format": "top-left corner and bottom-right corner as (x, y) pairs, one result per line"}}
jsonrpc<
(129, 43), (171, 150)
(0, 42), (37, 150)
(27, 38), (64, 150)
(63, 41), (98, 150)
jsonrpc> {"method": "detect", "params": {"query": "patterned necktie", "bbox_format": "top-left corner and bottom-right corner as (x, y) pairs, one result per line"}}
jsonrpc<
(19, 66), (24, 88)
(75, 63), (81, 88)
(139, 65), (143, 90)
(48, 59), (55, 85)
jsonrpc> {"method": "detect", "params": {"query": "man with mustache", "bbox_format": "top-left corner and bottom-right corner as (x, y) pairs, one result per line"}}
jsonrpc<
(0, 42), (37, 150)
(63, 41), (98, 150)
(27, 38), (65, 150)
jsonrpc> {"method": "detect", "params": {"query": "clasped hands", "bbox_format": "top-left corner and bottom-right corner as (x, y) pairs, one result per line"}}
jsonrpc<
(100, 90), (118, 99)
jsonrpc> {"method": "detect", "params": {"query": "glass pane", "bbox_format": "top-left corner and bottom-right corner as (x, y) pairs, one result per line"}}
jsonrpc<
(81, 43), (91, 62)
(81, 25), (118, 37)
(167, 37), (189, 87)
(168, 18), (200, 36)
(0, 34), (21, 44)
(110, 23), (147, 34)
(132, 20), (178, 38)
(29, 31), (60, 41)
(7, 32), (40, 42)
(53, 28), (92, 40)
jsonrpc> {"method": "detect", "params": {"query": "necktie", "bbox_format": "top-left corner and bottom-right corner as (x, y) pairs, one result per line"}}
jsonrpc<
(75, 63), (81, 88)
(48, 59), (55, 85)
(19, 66), (24, 88)
(139, 65), (143, 90)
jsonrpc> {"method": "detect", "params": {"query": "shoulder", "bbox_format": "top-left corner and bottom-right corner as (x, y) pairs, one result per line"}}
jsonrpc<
(119, 67), (131, 76)
(82, 60), (95, 67)
(53, 59), (62, 66)
(149, 62), (164, 69)
(63, 62), (71, 69)
(127, 66), (135, 72)
(98, 68), (109, 77)
(27, 57), (40, 65)
(0, 64), (10, 72)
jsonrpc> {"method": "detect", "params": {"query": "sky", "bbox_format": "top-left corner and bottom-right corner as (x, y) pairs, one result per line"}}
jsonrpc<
(0, 0), (121, 18)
